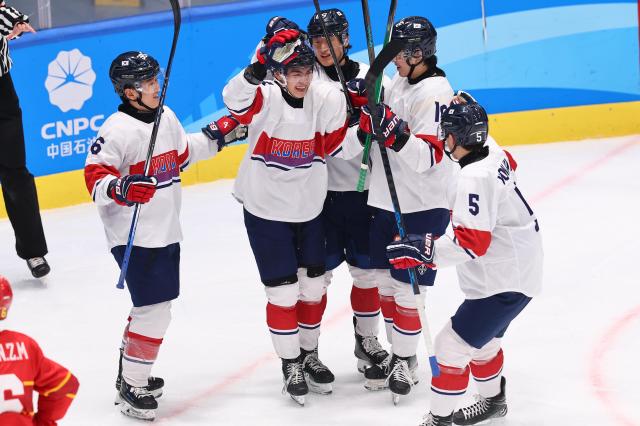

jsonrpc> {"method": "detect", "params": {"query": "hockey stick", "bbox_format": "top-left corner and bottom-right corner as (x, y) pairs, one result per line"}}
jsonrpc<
(356, 0), (396, 192)
(116, 0), (182, 290)
(311, 0), (353, 117)
(364, 40), (441, 377)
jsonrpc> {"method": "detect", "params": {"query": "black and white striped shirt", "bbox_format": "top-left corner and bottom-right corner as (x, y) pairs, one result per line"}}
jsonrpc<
(0, 2), (29, 76)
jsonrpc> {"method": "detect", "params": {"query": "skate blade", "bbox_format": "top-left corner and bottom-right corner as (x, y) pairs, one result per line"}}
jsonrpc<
(307, 379), (332, 395)
(287, 393), (306, 406)
(364, 378), (388, 391)
(150, 389), (163, 399)
(119, 400), (156, 421)
(392, 393), (400, 405)
(357, 359), (372, 374)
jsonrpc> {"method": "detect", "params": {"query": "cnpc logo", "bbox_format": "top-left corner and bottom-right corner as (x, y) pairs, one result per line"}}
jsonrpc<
(44, 48), (96, 113)
(41, 116), (105, 140)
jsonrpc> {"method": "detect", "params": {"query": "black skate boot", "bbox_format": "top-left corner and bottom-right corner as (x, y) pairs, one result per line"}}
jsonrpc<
(26, 257), (50, 279)
(354, 334), (389, 373)
(387, 354), (418, 404)
(115, 349), (164, 404)
(419, 412), (453, 426)
(453, 377), (508, 425)
(301, 347), (334, 395)
(118, 380), (158, 421)
(282, 356), (308, 406)
(364, 353), (418, 392)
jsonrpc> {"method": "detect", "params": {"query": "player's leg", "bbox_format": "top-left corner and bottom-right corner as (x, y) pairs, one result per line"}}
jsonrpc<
(296, 214), (335, 394)
(111, 243), (180, 420)
(450, 292), (531, 425)
(243, 209), (308, 404)
(368, 208), (397, 346)
(342, 192), (388, 371)
(366, 209), (449, 398)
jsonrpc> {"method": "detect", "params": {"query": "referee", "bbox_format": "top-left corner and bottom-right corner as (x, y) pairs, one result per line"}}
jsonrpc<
(1, 1), (50, 278)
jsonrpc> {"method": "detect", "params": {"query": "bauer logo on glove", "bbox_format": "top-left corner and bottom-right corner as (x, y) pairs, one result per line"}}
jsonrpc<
(386, 233), (436, 270)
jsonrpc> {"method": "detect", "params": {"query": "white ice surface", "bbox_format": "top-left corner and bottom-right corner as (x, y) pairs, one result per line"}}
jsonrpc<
(1, 135), (639, 426)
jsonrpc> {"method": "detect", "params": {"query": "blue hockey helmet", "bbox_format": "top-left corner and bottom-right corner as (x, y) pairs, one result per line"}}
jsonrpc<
(109, 51), (160, 97)
(391, 16), (437, 60)
(307, 8), (350, 52)
(267, 35), (316, 74)
(263, 16), (300, 43)
(439, 102), (489, 149)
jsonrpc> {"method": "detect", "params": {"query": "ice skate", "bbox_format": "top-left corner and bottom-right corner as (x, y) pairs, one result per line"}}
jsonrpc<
(282, 357), (308, 405)
(26, 257), (50, 279)
(114, 349), (164, 404)
(386, 355), (417, 405)
(301, 347), (334, 395)
(364, 353), (418, 392)
(354, 333), (389, 373)
(452, 377), (507, 425)
(118, 380), (157, 421)
(419, 412), (453, 426)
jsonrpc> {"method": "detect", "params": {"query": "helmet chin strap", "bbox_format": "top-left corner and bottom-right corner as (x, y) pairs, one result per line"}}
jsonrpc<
(444, 138), (460, 163)
(135, 91), (157, 112)
(274, 72), (293, 96)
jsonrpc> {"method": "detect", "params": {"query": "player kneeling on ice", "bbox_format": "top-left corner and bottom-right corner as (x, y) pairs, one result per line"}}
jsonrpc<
(223, 29), (361, 405)
(0, 275), (80, 425)
(385, 95), (543, 426)
(84, 51), (247, 421)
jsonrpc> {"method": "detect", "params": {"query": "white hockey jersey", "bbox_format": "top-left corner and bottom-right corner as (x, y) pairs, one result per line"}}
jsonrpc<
(314, 61), (369, 192)
(84, 106), (219, 249)
(367, 71), (454, 213)
(223, 71), (351, 222)
(435, 141), (543, 299)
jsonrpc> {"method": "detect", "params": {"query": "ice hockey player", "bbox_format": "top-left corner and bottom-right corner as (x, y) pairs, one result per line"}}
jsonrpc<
(385, 96), (543, 425)
(307, 8), (389, 374)
(0, 275), (79, 425)
(223, 29), (353, 404)
(354, 16), (454, 402)
(84, 51), (246, 420)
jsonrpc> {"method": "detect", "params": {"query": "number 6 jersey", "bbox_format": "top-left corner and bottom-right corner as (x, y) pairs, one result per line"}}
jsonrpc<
(0, 330), (79, 425)
(435, 137), (543, 299)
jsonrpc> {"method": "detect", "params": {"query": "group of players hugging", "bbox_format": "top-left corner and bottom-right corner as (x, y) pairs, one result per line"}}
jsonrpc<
(73, 7), (541, 426)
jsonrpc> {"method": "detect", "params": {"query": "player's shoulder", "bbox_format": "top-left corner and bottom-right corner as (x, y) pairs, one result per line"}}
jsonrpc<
(0, 329), (40, 351)
(462, 148), (508, 180)
(310, 80), (343, 103)
(413, 75), (454, 98)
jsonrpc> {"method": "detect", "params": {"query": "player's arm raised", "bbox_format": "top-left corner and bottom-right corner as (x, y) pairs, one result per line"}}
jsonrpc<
(222, 30), (302, 125)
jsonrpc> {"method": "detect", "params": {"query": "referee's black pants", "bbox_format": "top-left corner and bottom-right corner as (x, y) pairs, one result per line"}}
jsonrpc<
(0, 72), (48, 259)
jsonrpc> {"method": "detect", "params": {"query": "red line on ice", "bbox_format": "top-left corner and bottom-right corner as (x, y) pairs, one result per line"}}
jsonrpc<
(589, 305), (640, 426)
(531, 137), (638, 203)
(158, 305), (352, 422)
(161, 136), (639, 422)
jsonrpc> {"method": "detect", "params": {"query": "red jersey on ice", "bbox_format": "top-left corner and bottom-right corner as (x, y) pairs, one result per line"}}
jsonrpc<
(0, 330), (79, 426)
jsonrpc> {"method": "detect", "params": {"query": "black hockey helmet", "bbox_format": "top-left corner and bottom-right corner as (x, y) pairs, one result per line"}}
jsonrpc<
(391, 16), (437, 60)
(263, 16), (300, 43)
(307, 8), (350, 52)
(109, 51), (160, 97)
(439, 102), (489, 149)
